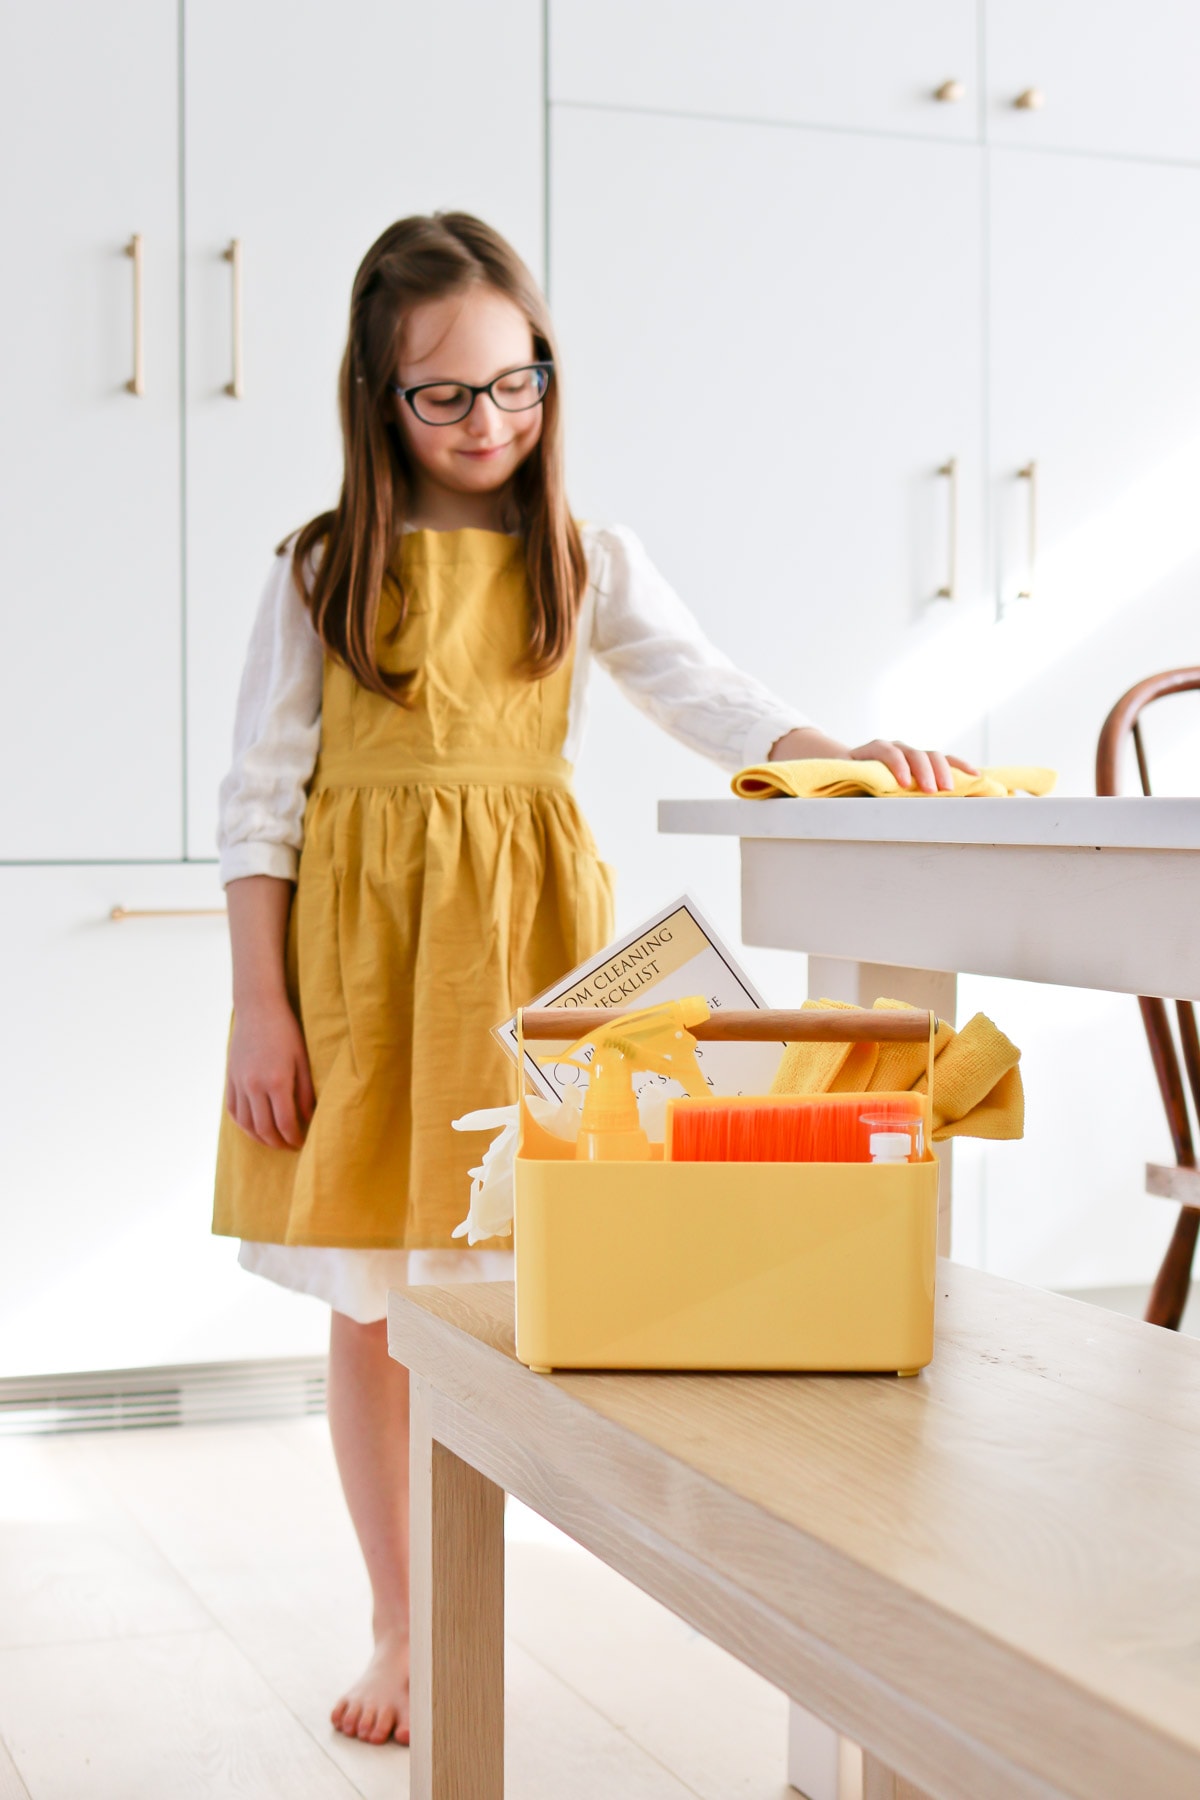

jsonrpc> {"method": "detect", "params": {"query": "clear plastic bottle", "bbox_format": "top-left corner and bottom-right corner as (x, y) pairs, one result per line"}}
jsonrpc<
(868, 1130), (914, 1164)
(860, 1109), (923, 1164)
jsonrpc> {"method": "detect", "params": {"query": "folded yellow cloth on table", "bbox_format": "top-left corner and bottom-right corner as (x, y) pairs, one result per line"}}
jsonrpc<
(731, 759), (1057, 800)
(770, 997), (1024, 1142)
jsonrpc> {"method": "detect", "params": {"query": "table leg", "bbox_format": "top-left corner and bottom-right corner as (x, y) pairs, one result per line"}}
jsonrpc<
(787, 1705), (862, 1798)
(861, 1751), (936, 1800)
(787, 959), (957, 1798)
(409, 1373), (505, 1800)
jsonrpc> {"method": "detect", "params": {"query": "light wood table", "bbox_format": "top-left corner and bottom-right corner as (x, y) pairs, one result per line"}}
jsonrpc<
(389, 1270), (1200, 1800)
(659, 792), (1200, 1792)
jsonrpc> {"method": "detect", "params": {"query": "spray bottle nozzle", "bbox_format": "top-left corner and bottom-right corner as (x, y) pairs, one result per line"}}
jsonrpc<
(539, 996), (712, 1161)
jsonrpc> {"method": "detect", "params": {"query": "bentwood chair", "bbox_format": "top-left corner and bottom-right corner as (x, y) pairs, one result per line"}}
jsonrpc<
(1096, 667), (1200, 1329)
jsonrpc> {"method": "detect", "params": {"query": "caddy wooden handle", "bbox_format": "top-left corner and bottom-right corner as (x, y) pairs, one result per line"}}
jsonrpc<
(520, 1007), (935, 1043)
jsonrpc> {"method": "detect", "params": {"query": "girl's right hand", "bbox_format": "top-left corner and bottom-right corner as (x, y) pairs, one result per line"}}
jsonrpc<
(226, 998), (316, 1150)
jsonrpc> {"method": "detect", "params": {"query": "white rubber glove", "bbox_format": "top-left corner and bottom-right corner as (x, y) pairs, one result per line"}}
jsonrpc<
(451, 1090), (583, 1244)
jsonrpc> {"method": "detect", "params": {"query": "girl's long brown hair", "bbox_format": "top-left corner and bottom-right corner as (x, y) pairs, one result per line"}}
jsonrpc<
(288, 213), (588, 702)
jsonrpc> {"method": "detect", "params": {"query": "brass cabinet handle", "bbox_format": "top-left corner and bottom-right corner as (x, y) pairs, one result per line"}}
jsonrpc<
(124, 234), (145, 396)
(223, 237), (244, 398)
(110, 906), (227, 921)
(933, 79), (965, 104)
(1014, 87), (1045, 110)
(936, 456), (958, 600)
(1017, 461), (1038, 601)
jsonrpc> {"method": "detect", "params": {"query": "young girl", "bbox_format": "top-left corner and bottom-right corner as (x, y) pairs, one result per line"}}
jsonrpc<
(214, 211), (974, 1748)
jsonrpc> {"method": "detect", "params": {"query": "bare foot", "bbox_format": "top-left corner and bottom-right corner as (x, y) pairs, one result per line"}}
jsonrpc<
(331, 1629), (411, 1745)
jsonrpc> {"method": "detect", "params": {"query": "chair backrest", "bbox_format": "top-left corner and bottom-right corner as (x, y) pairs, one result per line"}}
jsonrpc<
(1095, 667), (1200, 1172)
(1096, 666), (1200, 796)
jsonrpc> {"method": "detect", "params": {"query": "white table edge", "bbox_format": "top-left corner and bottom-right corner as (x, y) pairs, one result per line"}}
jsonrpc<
(657, 795), (1200, 851)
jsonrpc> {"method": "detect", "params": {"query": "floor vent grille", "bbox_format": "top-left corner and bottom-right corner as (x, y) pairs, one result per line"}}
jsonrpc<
(0, 1356), (328, 1436)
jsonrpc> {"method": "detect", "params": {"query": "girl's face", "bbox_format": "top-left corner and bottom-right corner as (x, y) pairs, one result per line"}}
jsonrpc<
(393, 286), (544, 503)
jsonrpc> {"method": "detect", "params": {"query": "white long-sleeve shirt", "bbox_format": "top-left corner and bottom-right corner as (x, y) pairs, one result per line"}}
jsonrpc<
(216, 521), (810, 887)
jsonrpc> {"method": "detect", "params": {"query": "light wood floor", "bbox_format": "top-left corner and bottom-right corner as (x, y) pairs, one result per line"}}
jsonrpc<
(0, 1416), (792, 1800)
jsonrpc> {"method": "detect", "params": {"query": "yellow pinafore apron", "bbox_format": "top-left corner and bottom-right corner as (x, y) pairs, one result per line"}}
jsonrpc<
(213, 527), (614, 1249)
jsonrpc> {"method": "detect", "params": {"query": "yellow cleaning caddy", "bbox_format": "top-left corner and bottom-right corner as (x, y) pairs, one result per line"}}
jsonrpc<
(513, 1004), (939, 1375)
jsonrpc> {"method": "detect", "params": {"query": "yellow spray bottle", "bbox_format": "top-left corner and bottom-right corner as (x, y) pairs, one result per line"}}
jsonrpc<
(542, 997), (712, 1161)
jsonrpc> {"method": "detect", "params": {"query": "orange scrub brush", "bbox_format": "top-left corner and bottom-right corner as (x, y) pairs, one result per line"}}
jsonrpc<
(666, 1092), (926, 1164)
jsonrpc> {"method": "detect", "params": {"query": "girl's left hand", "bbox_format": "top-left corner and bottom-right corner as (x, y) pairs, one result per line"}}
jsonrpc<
(768, 727), (980, 795)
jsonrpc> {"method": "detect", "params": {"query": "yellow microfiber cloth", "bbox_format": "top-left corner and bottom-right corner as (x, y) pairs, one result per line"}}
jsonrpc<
(769, 997), (1024, 1142)
(731, 759), (1057, 800)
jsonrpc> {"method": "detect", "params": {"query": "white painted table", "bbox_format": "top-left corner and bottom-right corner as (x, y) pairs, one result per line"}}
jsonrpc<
(658, 796), (1200, 1002)
(660, 796), (1200, 1250)
(659, 793), (1200, 1799)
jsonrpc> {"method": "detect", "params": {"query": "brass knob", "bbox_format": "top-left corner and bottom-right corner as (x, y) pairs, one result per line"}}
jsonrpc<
(1014, 87), (1045, 110)
(933, 79), (965, 103)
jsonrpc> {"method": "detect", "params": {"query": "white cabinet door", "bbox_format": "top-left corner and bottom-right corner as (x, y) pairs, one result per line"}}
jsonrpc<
(985, 0), (1200, 164)
(971, 148), (1200, 1297)
(986, 150), (1200, 794)
(553, 108), (984, 950)
(551, 0), (979, 141)
(183, 0), (545, 861)
(0, 867), (327, 1375)
(0, 5), (183, 860)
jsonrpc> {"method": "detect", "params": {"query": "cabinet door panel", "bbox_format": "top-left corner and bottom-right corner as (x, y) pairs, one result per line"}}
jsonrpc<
(184, 0), (544, 861)
(552, 109), (984, 931)
(977, 150), (1200, 1295)
(0, 5), (182, 860)
(551, 0), (979, 141)
(986, 0), (1200, 164)
(0, 868), (327, 1374)
(986, 151), (1200, 792)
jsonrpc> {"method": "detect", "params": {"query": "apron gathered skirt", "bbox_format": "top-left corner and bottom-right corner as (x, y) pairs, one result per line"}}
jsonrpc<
(213, 527), (614, 1260)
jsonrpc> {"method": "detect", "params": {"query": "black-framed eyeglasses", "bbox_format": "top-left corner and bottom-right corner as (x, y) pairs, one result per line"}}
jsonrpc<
(391, 361), (553, 426)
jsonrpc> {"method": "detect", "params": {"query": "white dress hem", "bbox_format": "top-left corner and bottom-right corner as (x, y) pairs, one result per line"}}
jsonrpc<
(237, 1240), (515, 1324)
